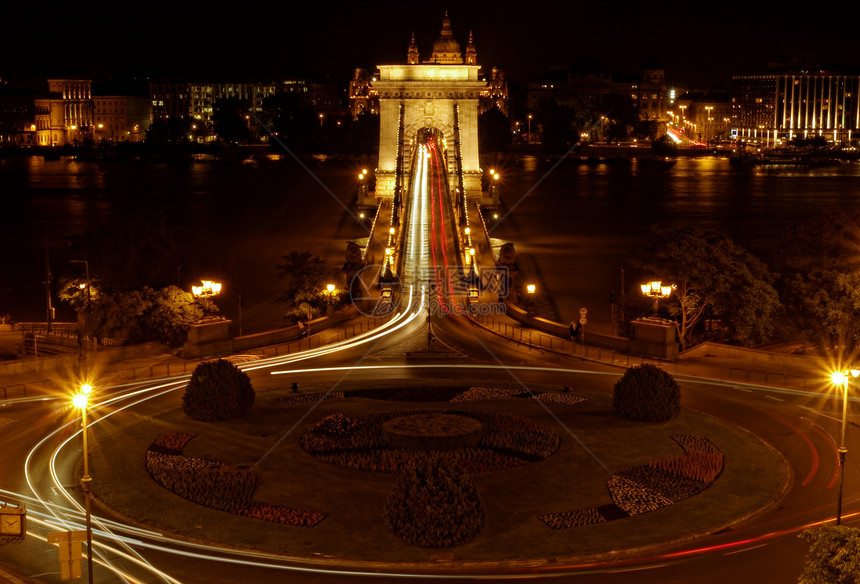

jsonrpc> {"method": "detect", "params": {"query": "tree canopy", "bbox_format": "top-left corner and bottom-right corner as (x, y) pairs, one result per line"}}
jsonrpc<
(776, 208), (860, 351)
(277, 251), (329, 323)
(799, 526), (860, 584)
(632, 225), (780, 349)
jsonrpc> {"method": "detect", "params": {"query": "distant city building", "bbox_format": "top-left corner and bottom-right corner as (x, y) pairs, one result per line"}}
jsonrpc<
(732, 70), (860, 145)
(35, 79), (94, 146)
(526, 59), (671, 139)
(94, 95), (151, 142)
(671, 93), (733, 144)
(0, 81), (36, 145)
(479, 67), (508, 116)
(150, 77), (343, 139)
(349, 68), (378, 119)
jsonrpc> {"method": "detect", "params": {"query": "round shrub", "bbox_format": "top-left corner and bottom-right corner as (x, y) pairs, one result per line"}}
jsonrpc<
(384, 456), (485, 547)
(183, 359), (255, 421)
(613, 363), (681, 422)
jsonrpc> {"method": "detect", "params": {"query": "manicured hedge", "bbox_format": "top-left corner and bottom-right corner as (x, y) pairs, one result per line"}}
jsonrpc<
(182, 359), (255, 421)
(613, 364), (681, 422)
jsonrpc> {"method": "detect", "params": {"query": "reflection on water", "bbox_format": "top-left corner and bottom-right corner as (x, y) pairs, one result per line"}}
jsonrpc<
(3, 154), (860, 325)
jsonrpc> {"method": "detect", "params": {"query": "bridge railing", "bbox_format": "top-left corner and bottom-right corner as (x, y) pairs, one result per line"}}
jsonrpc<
(470, 313), (815, 389)
(1, 312), (398, 399)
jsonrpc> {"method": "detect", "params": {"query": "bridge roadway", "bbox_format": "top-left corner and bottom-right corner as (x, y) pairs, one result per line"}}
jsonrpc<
(0, 143), (857, 583)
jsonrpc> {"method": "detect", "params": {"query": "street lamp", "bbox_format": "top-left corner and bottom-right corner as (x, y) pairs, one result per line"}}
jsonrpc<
(640, 280), (674, 313)
(325, 284), (335, 314)
(191, 280), (222, 298)
(526, 283), (536, 312)
(71, 260), (91, 377)
(527, 114), (533, 144)
(830, 368), (859, 525)
(72, 383), (95, 584)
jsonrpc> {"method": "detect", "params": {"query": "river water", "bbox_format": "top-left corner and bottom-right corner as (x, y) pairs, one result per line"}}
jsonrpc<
(2, 153), (859, 335)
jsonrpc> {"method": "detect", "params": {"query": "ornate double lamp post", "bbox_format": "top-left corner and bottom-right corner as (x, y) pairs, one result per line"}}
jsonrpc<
(640, 280), (674, 314)
(830, 368), (859, 525)
(71, 383), (95, 584)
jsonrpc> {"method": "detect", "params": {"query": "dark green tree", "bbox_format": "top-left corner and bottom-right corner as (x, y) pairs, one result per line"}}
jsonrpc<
(182, 359), (255, 421)
(277, 251), (328, 323)
(81, 285), (205, 346)
(799, 526), (860, 584)
(613, 364), (681, 422)
(213, 97), (252, 144)
(260, 93), (319, 153)
(145, 116), (192, 144)
(632, 225), (780, 349)
(351, 111), (379, 158)
(478, 106), (511, 154)
(597, 93), (639, 143)
(776, 209), (860, 351)
(536, 97), (576, 154)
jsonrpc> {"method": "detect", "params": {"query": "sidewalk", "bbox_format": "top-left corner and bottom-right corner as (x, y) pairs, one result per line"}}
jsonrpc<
(0, 565), (34, 584)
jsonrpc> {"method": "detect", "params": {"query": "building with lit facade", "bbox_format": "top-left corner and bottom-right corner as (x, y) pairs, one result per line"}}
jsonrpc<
(349, 69), (378, 120)
(149, 77), (343, 139)
(0, 81), (36, 145)
(34, 79), (94, 146)
(732, 71), (860, 145)
(526, 59), (671, 138)
(93, 95), (151, 142)
(671, 94), (733, 144)
(479, 67), (508, 116)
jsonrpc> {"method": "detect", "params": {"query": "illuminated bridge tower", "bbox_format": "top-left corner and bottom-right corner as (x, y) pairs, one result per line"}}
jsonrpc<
(374, 13), (486, 225)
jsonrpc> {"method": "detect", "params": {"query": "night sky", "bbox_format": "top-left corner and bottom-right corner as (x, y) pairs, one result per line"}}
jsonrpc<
(3, 2), (859, 88)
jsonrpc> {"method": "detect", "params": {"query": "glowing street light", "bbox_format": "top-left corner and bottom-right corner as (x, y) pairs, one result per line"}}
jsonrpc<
(191, 280), (222, 298)
(831, 368), (860, 525)
(640, 280), (674, 313)
(72, 383), (95, 584)
(526, 283), (536, 312)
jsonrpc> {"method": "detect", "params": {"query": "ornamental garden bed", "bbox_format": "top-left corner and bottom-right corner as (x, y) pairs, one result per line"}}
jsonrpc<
(89, 379), (789, 563)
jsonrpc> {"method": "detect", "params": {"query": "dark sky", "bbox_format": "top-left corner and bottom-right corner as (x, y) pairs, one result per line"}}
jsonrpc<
(3, 2), (858, 88)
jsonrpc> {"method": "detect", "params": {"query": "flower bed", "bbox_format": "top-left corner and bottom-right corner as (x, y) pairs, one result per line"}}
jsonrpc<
(301, 410), (559, 473)
(532, 392), (588, 406)
(450, 387), (523, 402)
(236, 503), (326, 527)
(145, 433), (326, 527)
(278, 391), (345, 406)
(539, 434), (724, 528)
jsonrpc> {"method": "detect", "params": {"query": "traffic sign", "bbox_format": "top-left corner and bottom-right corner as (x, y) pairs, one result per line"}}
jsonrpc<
(580, 317), (588, 325)
(47, 530), (86, 544)
(48, 531), (84, 580)
(579, 307), (588, 316)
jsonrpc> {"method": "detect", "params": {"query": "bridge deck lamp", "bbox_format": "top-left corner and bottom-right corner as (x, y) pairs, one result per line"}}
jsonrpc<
(72, 383), (95, 584)
(831, 368), (860, 525)
(640, 280), (674, 313)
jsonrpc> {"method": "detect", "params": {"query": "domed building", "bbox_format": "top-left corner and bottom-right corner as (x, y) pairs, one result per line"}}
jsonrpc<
(423, 12), (470, 65)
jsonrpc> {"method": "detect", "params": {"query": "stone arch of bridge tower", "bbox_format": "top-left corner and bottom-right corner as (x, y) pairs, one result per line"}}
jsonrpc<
(403, 120), (456, 192)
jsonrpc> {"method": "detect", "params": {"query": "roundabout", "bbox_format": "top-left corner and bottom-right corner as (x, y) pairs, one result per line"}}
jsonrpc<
(88, 372), (789, 567)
